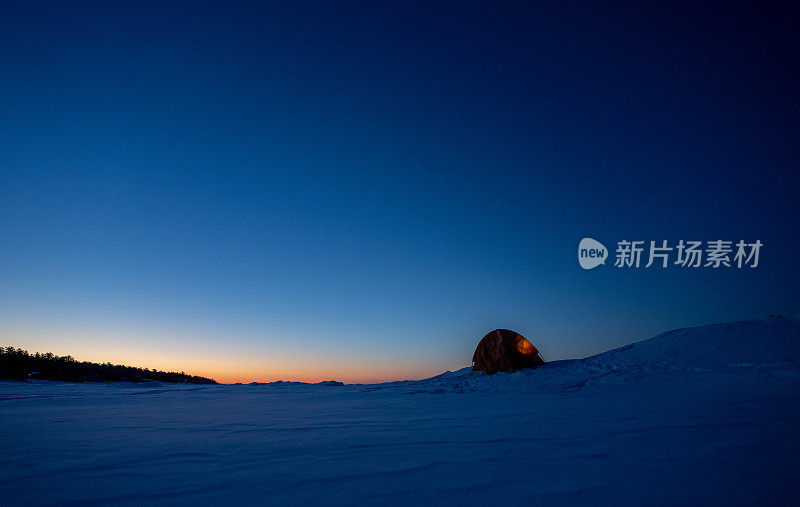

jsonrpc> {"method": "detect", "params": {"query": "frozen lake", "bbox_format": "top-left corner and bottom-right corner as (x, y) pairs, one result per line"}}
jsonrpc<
(2, 317), (799, 505)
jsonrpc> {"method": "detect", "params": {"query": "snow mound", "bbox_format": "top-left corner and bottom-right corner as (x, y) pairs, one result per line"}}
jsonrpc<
(585, 315), (800, 370)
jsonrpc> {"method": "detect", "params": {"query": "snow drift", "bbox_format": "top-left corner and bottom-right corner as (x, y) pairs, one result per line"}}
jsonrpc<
(586, 314), (800, 369)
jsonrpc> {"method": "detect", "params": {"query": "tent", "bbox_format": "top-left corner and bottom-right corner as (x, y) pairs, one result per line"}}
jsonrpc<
(472, 329), (545, 374)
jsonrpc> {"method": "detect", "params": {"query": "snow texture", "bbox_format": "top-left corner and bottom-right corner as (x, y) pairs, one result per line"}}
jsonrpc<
(2, 316), (799, 505)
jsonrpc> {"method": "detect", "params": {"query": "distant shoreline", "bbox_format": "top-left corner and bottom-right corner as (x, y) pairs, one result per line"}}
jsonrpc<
(0, 347), (217, 384)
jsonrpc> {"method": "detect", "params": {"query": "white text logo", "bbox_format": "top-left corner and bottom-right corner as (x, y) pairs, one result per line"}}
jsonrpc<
(578, 238), (608, 270)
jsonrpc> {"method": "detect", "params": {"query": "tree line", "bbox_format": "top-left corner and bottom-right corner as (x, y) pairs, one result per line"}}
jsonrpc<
(0, 346), (217, 384)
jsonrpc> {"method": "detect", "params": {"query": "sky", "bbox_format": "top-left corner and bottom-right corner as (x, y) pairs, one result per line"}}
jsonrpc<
(1, 1), (798, 383)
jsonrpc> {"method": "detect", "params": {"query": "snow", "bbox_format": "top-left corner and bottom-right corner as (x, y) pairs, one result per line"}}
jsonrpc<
(2, 316), (799, 505)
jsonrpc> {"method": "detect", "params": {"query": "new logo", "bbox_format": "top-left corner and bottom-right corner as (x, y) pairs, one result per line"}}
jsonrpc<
(578, 238), (607, 270)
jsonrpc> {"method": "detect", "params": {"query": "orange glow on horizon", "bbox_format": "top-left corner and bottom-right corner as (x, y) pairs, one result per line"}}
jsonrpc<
(2, 339), (455, 385)
(0, 325), (464, 385)
(206, 368), (439, 385)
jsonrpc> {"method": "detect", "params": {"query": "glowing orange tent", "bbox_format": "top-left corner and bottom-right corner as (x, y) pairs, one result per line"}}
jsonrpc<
(472, 329), (545, 374)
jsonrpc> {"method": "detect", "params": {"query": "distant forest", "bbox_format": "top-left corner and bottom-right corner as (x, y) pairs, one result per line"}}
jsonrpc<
(0, 347), (217, 384)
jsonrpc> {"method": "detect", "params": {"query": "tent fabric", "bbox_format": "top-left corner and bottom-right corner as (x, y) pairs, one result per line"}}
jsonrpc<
(472, 329), (545, 374)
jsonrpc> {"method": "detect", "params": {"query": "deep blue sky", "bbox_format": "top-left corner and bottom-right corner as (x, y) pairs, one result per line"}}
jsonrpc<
(1, 1), (798, 382)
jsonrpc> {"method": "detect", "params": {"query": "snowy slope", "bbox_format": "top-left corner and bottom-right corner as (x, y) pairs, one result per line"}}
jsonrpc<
(585, 314), (800, 369)
(1, 316), (799, 506)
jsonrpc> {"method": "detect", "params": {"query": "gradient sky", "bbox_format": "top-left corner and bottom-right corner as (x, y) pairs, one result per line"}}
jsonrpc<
(1, 1), (798, 383)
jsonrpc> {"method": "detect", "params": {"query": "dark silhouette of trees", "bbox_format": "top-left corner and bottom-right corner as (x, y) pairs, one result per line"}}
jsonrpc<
(0, 346), (217, 384)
